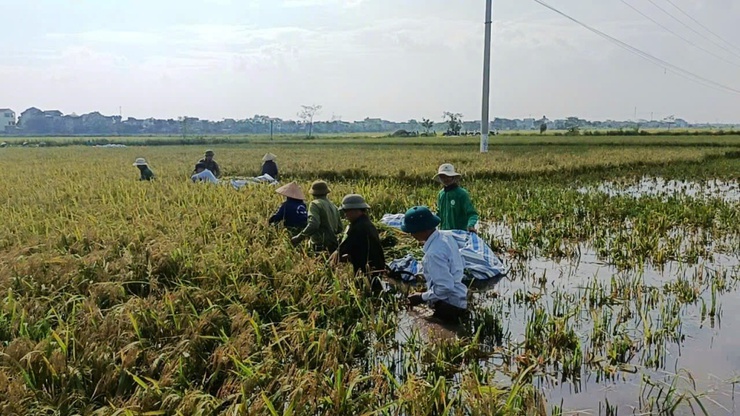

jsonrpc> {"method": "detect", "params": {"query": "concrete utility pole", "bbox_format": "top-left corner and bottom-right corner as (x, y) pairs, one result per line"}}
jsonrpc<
(480, 0), (493, 153)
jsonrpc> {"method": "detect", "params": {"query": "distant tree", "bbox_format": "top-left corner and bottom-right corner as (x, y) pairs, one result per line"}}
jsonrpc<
(421, 118), (434, 134)
(443, 112), (463, 136)
(663, 115), (675, 131)
(178, 116), (188, 140)
(298, 105), (322, 138)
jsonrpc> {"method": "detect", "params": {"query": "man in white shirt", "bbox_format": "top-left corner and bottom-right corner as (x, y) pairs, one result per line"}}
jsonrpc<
(401, 206), (468, 323)
(191, 162), (219, 184)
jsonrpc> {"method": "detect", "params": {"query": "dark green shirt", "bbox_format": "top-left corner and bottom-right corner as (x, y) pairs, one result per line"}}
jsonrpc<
(436, 185), (478, 231)
(140, 167), (155, 181)
(338, 215), (386, 275)
(198, 159), (221, 177)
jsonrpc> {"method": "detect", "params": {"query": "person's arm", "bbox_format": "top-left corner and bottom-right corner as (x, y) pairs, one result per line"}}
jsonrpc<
(335, 214), (343, 235)
(463, 192), (479, 231)
(293, 202), (321, 243)
(421, 252), (455, 303)
(213, 162), (221, 178)
(269, 203), (287, 224)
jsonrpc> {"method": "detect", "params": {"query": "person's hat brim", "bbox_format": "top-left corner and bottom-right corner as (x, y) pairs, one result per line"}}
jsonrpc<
(340, 202), (371, 211)
(276, 182), (305, 200)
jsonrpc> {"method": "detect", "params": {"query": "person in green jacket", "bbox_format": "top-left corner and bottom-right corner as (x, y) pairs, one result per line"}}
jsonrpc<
(434, 163), (478, 232)
(291, 180), (343, 252)
(133, 158), (155, 181)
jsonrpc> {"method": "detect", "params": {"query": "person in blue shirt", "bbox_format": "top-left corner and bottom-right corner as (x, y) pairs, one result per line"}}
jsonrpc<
(402, 206), (468, 323)
(269, 182), (308, 233)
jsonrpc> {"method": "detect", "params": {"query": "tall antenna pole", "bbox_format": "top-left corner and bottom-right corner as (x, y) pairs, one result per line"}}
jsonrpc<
(480, 0), (493, 153)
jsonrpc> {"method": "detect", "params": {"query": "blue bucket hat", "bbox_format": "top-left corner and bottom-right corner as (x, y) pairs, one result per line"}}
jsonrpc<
(401, 206), (441, 234)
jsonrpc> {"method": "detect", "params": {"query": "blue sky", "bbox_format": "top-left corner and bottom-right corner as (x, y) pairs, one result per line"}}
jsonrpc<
(2, 0), (739, 122)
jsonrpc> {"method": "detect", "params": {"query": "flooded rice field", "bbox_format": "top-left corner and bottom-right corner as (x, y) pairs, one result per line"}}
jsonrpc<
(579, 176), (740, 204)
(394, 209), (739, 414)
(2, 145), (739, 414)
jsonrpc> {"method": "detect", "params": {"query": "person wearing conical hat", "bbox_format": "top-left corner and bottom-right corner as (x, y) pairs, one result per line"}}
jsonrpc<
(269, 182), (308, 232)
(197, 149), (221, 178)
(402, 206), (468, 323)
(261, 153), (279, 181)
(331, 194), (386, 291)
(434, 163), (478, 233)
(291, 180), (342, 253)
(133, 158), (155, 181)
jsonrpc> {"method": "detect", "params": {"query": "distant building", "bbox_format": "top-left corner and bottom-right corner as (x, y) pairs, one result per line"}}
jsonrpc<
(522, 118), (535, 130)
(0, 109), (15, 130)
(18, 107), (43, 127)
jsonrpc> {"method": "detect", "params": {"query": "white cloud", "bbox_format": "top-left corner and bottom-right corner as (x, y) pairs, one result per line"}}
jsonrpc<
(5, 0), (740, 122)
(46, 30), (161, 45)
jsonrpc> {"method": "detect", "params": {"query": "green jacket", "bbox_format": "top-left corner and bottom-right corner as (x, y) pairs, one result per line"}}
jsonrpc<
(436, 185), (478, 231)
(298, 196), (343, 250)
(140, 167), (155, 181)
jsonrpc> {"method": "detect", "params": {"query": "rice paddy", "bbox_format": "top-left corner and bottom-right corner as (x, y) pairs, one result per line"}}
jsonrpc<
(0, 136), (738, 415)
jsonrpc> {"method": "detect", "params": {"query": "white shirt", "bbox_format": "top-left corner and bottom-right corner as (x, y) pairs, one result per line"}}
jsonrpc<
(421, 230), (468, 309)
(191, 169), (219, 184)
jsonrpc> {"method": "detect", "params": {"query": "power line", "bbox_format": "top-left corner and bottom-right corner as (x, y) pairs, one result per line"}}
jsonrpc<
(532, 0), (740, 95)
(620, 0), (740, 68)
(643, 0), (740, 61)
(663, 0), (740, 55)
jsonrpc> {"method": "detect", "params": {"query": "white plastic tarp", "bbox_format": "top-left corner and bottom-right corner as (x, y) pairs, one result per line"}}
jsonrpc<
(230, 174), (278, 189)
(381, 214), (506, 282)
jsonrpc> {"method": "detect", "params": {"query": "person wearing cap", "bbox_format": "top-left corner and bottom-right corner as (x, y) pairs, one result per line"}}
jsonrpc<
(133, 158), (155, 181)
(434, 163), (479, 233)
(332, 194), (386, 290)
(402, 206), (468, 323)
(191, 162), (219, 184)
(261, 153), (279, 181)
(269, 182), (308, 232)
(198, 150), (221, 178)
(291, 181), (342, 253)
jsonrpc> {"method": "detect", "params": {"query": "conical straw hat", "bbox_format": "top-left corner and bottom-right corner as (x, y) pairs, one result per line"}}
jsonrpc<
(276, 182), (305, 200)
(262, 153), (277, 162)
